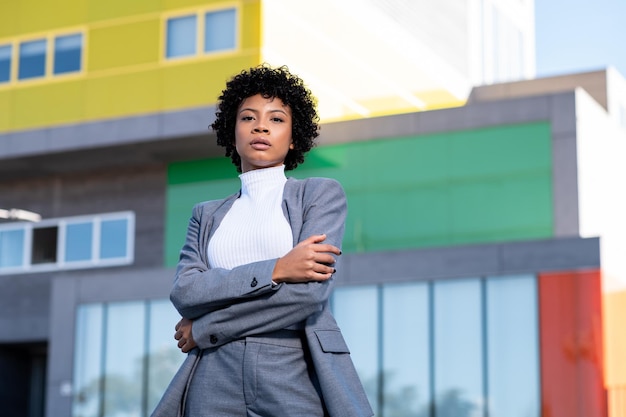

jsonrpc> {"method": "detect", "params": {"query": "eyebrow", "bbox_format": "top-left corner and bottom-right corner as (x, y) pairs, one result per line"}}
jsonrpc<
(238, 107), (290, 116)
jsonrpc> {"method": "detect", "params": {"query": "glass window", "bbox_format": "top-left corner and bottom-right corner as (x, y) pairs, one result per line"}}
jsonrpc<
(0, 44), (11, 83)
(382, 283), (430, 417)
(0, 228), (25, 268)
(486, 275), (540, 417)
(146, 300), (186, 413)
(65, 222), (93, 262)
(103, 302), (145, 417)
(433, 279), (483, 417)
(204, 8), (236, 53)
(332, 286), (379, 412)
(166, 15), (197, 58)
(18, 38), (47, 80)
(73, 304), (103, 417)
(54, 33), (82, 74)
(100, 218), (128, 259)
(31, 226), (58, 264)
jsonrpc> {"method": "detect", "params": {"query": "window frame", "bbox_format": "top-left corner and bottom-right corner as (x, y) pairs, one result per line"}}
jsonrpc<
(0, 211), (134, 275)
(0, 28), (85, 87)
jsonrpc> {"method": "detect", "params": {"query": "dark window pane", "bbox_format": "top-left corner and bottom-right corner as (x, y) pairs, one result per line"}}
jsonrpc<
(0, 44), (11, 83)
(54, 33), (82, 74)
(204, 8), (236, 52)
(31, 226), (58, 264)
(18, 39), (46, 80)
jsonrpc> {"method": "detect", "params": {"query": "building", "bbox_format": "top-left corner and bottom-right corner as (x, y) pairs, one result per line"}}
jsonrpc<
(2, 1), (625, 417)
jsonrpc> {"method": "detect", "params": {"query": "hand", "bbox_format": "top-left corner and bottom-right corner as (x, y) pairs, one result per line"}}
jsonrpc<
(272, 234), (341, 283)
(174, 317), (197, 353)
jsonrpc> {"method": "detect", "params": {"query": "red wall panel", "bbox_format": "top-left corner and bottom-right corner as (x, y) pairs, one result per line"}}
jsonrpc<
(538, 269), (606, 417)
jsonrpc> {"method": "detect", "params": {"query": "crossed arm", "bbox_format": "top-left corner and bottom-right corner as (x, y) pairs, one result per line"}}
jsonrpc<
(172, 179), (347, 352)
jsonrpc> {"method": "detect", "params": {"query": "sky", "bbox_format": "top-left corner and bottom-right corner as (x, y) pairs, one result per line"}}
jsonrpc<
(534, 0), (626, 78)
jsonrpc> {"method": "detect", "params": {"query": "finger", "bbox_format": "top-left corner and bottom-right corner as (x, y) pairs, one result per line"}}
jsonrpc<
(301, 234), (327, 245)
(311, 243), (341, 255)
(313, 253), (337, 266)
(177, 338), (186, 349)
(174, 331), (181, 340)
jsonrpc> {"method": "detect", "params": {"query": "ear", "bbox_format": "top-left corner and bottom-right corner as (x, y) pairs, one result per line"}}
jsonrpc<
(289, 140), (294, 150)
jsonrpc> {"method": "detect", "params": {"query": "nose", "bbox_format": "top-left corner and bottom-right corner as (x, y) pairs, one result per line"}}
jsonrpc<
(252, 125), (269, 134)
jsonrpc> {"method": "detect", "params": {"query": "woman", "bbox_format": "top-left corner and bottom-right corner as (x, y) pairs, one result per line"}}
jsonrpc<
(151, 65), (372, 417)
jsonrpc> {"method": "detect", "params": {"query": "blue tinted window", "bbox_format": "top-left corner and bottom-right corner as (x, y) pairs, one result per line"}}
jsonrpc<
(65, 222), (93, 262)
(73, 304), (103, 417)
(382, 283), (430, 416)
(434, 279), (484, 417)
(0, 44), (11, 83)
(332, 286), (379, 411)
(104, 302), (145, 416)
(0, 229), (25, 268)
(166, 15), (197, 58)
(204, 8), (236, 53)
(486, 275), (540, 417)
(54, 33), (82, 74)
(18, 39), (46, 80)
(100, 218), (128, 259)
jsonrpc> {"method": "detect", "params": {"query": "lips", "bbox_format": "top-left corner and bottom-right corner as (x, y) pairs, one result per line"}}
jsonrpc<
(250, 138), (271, 150)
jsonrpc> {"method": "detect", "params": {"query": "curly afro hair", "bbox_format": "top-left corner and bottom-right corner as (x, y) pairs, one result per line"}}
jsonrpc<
(210, 64), (320, 172)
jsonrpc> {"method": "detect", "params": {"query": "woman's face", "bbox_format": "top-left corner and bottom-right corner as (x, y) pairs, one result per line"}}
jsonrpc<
(235, 94), (294, 173)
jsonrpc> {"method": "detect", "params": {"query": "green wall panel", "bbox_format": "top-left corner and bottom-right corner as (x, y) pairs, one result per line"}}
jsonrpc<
(165, 122), (554, 266)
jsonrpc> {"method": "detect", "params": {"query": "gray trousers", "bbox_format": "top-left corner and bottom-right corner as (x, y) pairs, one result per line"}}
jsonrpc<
(183, 330), (328, 417)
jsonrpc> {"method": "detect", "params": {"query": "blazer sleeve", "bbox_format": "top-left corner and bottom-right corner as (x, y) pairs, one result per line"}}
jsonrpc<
(170, 202), (279, 319)
(190, 178), (348, 349)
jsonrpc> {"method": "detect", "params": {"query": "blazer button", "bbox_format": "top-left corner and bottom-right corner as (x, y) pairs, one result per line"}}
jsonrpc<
(210, 335), (218, 344)
(251, 277), (258, 287)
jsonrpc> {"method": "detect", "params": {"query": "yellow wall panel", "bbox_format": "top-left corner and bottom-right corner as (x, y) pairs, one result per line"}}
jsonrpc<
(87, 0), (160, 23)
(85, 71), (161, 119)
(12, 81), (84, 129)
(161, 0), (234, 12)
(89, 19), (160, 71)
(160, 55), (260, 110)
(0, 2), (19, 38)
(0, 90), (12, 131)
(240, 1), (261, 50)
(17, 0), (87, 34)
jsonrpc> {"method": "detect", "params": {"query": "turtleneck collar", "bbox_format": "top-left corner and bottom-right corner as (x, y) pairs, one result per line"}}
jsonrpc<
(239, 165), (287, 198)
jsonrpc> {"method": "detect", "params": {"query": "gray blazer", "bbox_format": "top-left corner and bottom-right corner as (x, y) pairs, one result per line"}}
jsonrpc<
(151, 177), (373, 417)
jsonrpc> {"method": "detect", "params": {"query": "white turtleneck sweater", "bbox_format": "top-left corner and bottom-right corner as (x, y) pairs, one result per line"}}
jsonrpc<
(207, 165), (294, 270)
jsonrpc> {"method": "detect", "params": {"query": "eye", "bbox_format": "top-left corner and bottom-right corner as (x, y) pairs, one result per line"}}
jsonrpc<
(240, 115), (254, 121)
(271, 117), (284, 123)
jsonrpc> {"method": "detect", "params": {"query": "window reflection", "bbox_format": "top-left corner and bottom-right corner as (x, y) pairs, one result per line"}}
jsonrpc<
(73, 300), (185, 417)
(147, 300), (186, 414)
(204, 9), (236, 52)
(0, 228), (24, 268)
(0, 44), (11, 82)
(433, 279), (483, 417)
(100, 219), (128, 259)
(65, 222), (93, 262)
(166, 15), (196, 58)
(332, 286), (379, 412)
(382, 283), (430, 417)
(73, 304), (103, 417)
(486, 275), (540, 417)
(54, 33), (82, 74)
(18, 39), (46, 80)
